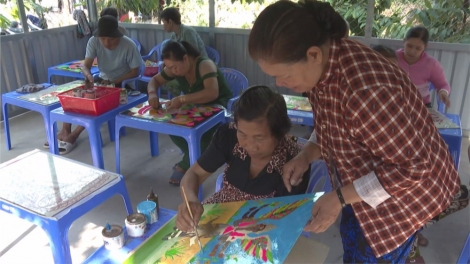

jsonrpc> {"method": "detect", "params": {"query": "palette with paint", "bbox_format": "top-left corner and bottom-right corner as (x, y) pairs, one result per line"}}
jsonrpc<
(122, 102), (223, 127)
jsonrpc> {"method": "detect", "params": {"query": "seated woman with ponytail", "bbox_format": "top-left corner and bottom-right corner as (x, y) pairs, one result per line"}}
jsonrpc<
(147, 40), (233, 186)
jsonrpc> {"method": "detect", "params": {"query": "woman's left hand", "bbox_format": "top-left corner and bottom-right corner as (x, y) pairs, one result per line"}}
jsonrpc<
(304, 191), (342, 233)
(165, 97), (184, 111)
(438, 91), (451, 109)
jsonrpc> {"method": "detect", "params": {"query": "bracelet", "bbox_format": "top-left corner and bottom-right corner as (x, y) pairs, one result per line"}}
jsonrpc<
(179, 95), (186, 104)
(336, 188), (347, 208)
(148, 91), (156, 94)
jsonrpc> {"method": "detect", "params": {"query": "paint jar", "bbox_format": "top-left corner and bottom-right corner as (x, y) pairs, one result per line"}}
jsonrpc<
(102, 224), (124, 250)
(137, 201), (158, 224)
(125, 213), (147, 238)
(84, 89), (96, 99)
(73, 88), (83, 98)
(119, 88), (128, 104)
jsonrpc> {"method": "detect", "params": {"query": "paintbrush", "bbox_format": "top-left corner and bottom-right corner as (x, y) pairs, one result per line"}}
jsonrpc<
(181, 186), (204, 253)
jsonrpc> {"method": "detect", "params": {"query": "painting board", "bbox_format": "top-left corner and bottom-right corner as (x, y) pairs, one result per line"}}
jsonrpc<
(121, 101), (223, 128)
(17, 80), (84, 105)
(123, 193), (318, 264)
(282, 95), (312, 112)
(427, 108), (460, 129)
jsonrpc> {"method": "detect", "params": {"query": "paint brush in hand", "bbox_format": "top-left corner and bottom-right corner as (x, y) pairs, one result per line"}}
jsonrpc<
(181, 186), (204, 253)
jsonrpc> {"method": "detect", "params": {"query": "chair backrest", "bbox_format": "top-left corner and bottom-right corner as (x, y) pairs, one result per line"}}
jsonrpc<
(215, 173), (224, 192)
(205, 46), (220, 65)
(220, 68), (249, 97)
(131, 38), (142, 52)
(296, 137), (332, 193)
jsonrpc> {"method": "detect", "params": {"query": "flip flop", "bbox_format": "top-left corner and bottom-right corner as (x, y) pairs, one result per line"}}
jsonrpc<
(169, 165), (185, 186)
(58, 141), (76, 155)
(43, 141), (49, 149)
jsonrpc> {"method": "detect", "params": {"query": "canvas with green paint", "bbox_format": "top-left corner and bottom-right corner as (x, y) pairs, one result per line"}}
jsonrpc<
(123, 193), (318, 264)
(18, 80), (84, 105)
(282, 95), (312, 112)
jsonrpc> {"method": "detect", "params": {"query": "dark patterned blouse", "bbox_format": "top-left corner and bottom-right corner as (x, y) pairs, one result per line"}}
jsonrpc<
(199, 122), (309, 205)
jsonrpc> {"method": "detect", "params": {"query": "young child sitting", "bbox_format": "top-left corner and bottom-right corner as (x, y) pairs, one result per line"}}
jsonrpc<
(396, 26), (451, 109)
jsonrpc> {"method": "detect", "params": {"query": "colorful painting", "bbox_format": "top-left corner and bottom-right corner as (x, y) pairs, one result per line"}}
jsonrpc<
(427, 108), (459, 129)
(54, 59), (98, 72)
(282, 95), (312, 112)
(18, 80), (84, 105)
(122, 101), (223, 127)
(123, 193), (317, 264)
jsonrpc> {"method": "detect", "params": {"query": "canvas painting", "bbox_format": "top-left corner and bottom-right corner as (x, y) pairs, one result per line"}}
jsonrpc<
(18, 80), (84, 105)
(121, 101), (223, 127)
(123, 193), (317, 264)
(282, 95), (312, 112)
(55, 59), (98, 72)
(427, 108), (460, 129)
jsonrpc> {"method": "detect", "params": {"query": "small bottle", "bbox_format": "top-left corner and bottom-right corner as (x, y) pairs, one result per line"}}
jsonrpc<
(147, 187), (159, 212)
(119, 88), (128, 104)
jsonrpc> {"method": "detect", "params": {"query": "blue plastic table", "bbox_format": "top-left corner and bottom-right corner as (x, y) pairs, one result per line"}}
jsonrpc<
(438, 113), (462, 170)
(48, 60), (99, 83)
(0, 150), (133, 264)
(115, 110), (225, 200)
(49, 94), (147, 169)
(83, 208), (176, 264)
(2, 83), (55, 150)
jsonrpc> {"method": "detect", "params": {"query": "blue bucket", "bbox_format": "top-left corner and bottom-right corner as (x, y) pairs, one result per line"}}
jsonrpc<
(137, 201), (158, 224)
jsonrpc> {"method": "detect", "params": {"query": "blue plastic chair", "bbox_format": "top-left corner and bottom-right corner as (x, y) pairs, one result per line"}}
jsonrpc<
(220, 68), (249, 122)
(131, 38), (142, 53)
(121, 62), (146, 89)
(142, 39), (170, 62)
(458, 232), (470, 264)
(206, 46), (220, 65)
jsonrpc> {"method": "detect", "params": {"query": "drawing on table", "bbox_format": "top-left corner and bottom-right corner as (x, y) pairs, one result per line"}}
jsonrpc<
(282, 95), (312, 112)
(55, 59), (98, 72)
(122, 101), (223, 127)
(0, 150), (118, 217)
(123, 194), (316, 264)
(18, 80), (84, 105)
(427, 108), (459, 129)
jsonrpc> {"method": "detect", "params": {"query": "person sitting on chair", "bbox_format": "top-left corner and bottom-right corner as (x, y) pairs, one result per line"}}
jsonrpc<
(44, 15), (143, 155)
(174, 86), (310, 232)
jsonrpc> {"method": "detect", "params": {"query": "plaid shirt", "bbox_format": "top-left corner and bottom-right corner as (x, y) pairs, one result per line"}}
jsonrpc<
(306, 39), (460, 257)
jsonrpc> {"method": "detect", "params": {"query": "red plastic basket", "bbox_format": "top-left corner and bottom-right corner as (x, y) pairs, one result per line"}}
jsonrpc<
(57, 85), (121, 116)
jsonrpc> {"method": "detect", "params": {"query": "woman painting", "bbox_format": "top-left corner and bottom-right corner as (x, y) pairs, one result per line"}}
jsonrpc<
(147, 40), (233, 186)
(247, 1), (460, 263)
(175, 86), (310, 232)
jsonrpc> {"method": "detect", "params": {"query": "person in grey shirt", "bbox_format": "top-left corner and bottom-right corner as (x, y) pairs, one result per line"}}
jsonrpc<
(100, 7), (129, 36)
(45, 15), (143, 155)
(160, 7), (207, 57)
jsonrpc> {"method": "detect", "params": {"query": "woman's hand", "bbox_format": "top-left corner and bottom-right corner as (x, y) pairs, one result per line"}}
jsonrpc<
(438, 90), (451, 109)
(282, 151), (310, 192)
(148, 96), (161, 109)
(165, 96), (184, 111)
(176, 201), (204, 232)
(304, 191), (342, 233)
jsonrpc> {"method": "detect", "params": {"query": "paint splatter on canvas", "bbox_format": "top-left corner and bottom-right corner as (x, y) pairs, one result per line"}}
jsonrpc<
(123, 193), (317, 264)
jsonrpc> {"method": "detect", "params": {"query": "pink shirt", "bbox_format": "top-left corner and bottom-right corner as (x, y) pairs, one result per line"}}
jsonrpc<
(396, 49), (451, 104)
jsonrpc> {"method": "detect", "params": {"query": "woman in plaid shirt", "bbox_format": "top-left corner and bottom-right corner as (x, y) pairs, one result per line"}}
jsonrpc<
(248, 1), (461, 263)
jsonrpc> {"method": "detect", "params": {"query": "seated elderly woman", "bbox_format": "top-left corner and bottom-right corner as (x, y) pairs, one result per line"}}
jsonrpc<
(147, 40), (233, 186)
(175, 85), (310, 231)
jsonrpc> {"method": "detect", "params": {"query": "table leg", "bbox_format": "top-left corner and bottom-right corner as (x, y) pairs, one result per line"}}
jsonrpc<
(43, 221), (72, 264)
(2, 102), (11, 150)
(49, 121), (59, 154)
(149, 131), (159, 157)
(88, 123), (105, 169)
(187, 133), (203, 201)
(108, 119), (116, 142)
(115, 124), (122, 174)
(41, 111), (54, 154)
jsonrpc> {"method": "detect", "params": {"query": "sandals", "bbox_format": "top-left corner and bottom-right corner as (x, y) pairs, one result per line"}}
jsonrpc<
(169, 165), (185, 186)
(58, 141), (76, 155)
(16, 84), (45, 94)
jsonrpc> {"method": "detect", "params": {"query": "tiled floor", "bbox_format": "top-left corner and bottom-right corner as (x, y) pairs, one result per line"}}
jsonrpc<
(0, 111), (469, 263)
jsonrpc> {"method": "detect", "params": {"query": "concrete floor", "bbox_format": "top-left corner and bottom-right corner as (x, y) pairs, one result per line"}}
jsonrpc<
(0, 110), (469, 264)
